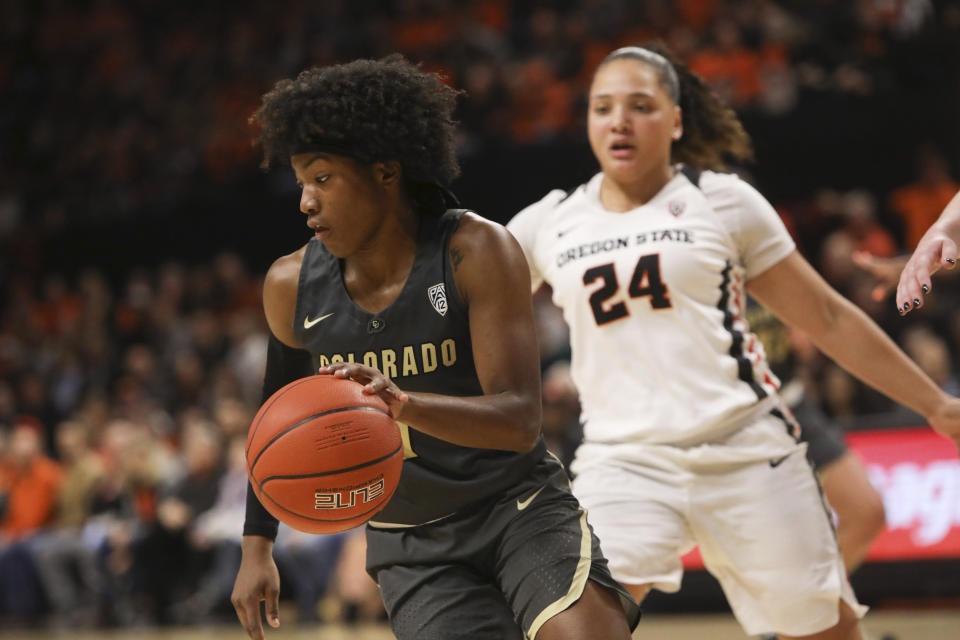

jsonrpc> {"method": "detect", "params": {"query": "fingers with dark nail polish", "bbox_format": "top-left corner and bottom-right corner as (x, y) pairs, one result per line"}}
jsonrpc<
(922, 284), (929, 293)
(947, 258), (956, 264)
(903, 302), (910, 311)
(913, 298), (920, 308)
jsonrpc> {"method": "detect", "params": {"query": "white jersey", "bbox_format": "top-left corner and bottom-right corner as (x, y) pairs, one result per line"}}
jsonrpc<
(508, 169), (796, 447)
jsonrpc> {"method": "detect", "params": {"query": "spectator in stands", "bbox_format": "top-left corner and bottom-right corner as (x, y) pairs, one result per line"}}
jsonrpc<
(889, 145), (960, 251)
(172, 435), (248, 623)
(0, 417), (63, 540)
(29, 420), (105, 627)
(0, 417), (64, 618)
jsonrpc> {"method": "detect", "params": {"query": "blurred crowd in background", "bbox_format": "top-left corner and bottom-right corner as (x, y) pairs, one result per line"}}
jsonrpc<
(3, 0), (959, 230)
(1, 0), (960, 630)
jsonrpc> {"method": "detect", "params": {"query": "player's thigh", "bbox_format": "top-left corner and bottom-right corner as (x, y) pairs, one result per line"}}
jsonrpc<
(819, 451), (885, 532)
(690, 452), (864, 637)
(495, 479), (640, 639)
(572, 462), (691, 591)
(376, 563), (523, 640)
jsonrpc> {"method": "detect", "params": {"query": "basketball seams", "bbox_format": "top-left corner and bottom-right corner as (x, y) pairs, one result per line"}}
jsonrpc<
(248, 405), (392, 476)
(259, 443), (403, 484)
(245, 376), (318, 459)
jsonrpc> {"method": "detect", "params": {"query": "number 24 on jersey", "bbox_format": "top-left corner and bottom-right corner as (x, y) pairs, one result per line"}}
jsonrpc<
(583, 253), (672, 325)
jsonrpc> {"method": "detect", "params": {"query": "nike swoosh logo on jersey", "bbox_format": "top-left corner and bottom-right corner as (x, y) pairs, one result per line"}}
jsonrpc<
(556, 226), (578, 238)
(769, 453), (792, 468)
(516, 485), (545, 511)
(303, 312), (335, 329)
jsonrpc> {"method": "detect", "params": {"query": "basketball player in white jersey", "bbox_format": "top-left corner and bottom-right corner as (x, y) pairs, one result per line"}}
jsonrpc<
(508, 45), (960, 640)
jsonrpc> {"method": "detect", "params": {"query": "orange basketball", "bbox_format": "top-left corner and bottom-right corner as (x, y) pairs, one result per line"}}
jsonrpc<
(246, 374), (403, 534)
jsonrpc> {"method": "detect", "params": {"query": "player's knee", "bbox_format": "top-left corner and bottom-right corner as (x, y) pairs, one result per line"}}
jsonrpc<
(862, 492), (886, 539)
(845, 489), (885, 543)
(830, 600), (862, 638)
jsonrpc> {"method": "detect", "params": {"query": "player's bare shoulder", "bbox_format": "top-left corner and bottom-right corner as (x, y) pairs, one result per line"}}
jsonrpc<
(263, 244), (309, 347)
(450, 212), (525, 270)
(265, 245), (306, 292)
(448, 212), (530, 303)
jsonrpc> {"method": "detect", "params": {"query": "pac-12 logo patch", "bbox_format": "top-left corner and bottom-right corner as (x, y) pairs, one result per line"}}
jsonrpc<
(668, 200), (686, 217)
(427, 283), (448, 316)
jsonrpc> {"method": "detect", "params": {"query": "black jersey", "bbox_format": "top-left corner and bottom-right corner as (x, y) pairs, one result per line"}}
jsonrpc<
(292, 209), (547, 526)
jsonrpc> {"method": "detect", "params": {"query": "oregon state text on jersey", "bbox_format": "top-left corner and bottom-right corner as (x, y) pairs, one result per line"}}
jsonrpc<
(508, 169), (795, 447)
(294, 209), (546, 527)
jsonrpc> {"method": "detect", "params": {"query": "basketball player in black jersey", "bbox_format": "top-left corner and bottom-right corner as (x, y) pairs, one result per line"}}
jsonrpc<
(231, 55), (640, 640)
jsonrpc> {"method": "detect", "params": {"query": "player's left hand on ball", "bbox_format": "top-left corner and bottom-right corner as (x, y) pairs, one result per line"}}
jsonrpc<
(319, 363), (409, 419)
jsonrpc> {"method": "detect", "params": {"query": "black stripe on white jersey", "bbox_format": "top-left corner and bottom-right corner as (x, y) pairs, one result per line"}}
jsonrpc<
(718, 260), (767, 400)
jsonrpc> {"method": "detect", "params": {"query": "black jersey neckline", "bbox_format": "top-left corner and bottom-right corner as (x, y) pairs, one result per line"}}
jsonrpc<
(333, 217), (430, 323)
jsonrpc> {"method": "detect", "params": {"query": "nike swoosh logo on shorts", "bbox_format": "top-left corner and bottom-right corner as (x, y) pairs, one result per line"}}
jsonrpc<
(303, 312), (335, 329)
(769, 453), (792, 468)
(516, 485), (545, 511)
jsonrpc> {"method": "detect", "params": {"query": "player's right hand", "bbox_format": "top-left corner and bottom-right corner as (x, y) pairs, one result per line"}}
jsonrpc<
(320, 362), (409, 419)
(895, 231), (958, 315)
(232, 536), (281, 640)
(926, 395), (960, 452)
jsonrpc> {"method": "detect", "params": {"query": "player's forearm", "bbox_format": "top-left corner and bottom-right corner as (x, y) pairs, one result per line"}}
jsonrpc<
(243, 481), (279, 539)
(927, 191), (960, 243)
(810, 296), (947, 418)
(241, 532), (275, 554)
(398, 390), (541, 452)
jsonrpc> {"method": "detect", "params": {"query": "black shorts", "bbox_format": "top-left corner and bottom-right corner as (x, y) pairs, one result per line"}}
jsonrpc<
(364, 454), (641, 640)
(794, 396), (849, 472)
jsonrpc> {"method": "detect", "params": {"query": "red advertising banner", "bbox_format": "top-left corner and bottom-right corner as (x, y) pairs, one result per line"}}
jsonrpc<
(848, 427), (960, 561)
(681, 427), (960, 570)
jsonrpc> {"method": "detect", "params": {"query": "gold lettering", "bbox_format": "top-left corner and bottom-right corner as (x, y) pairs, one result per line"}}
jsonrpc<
(318, 355), (330, 368)
(347, 353), (355, 363)
(421, 343), (438, 373)
(331, 354), (344, 364)
(381, 349), (398, 378)
(397, 422), (418, 459)
(402, 346), (418, 377)
(441, 339), (456, 367)
(363, 352), (378, 368)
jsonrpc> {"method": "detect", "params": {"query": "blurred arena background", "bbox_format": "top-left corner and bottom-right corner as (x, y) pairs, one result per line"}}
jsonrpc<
(1, 0), (959, 638)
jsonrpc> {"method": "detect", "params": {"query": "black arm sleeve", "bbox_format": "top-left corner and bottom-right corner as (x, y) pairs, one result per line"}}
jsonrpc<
(243, 333), (315, 539)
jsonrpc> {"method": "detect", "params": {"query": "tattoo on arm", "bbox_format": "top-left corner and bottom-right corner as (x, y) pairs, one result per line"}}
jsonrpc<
(449, 246), (464, 272)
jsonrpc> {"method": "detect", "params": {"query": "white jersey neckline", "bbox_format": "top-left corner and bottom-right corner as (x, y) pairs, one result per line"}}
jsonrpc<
(583, 169), (690, 216)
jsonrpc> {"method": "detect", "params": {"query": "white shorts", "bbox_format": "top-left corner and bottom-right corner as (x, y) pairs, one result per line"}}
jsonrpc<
(572, 419), (867, 637)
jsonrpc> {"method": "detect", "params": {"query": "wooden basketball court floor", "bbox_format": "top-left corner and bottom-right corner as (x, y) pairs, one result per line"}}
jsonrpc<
(7, 609), (960, 640)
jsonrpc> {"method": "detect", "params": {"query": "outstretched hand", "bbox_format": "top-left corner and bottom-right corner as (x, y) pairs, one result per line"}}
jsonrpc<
(319, 363), (409, 419)
(894, 231), (958, 315)
(852, 251), (907, 303)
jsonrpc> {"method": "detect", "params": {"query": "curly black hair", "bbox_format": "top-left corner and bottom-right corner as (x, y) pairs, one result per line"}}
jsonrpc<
(252, 54), (462, 188)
